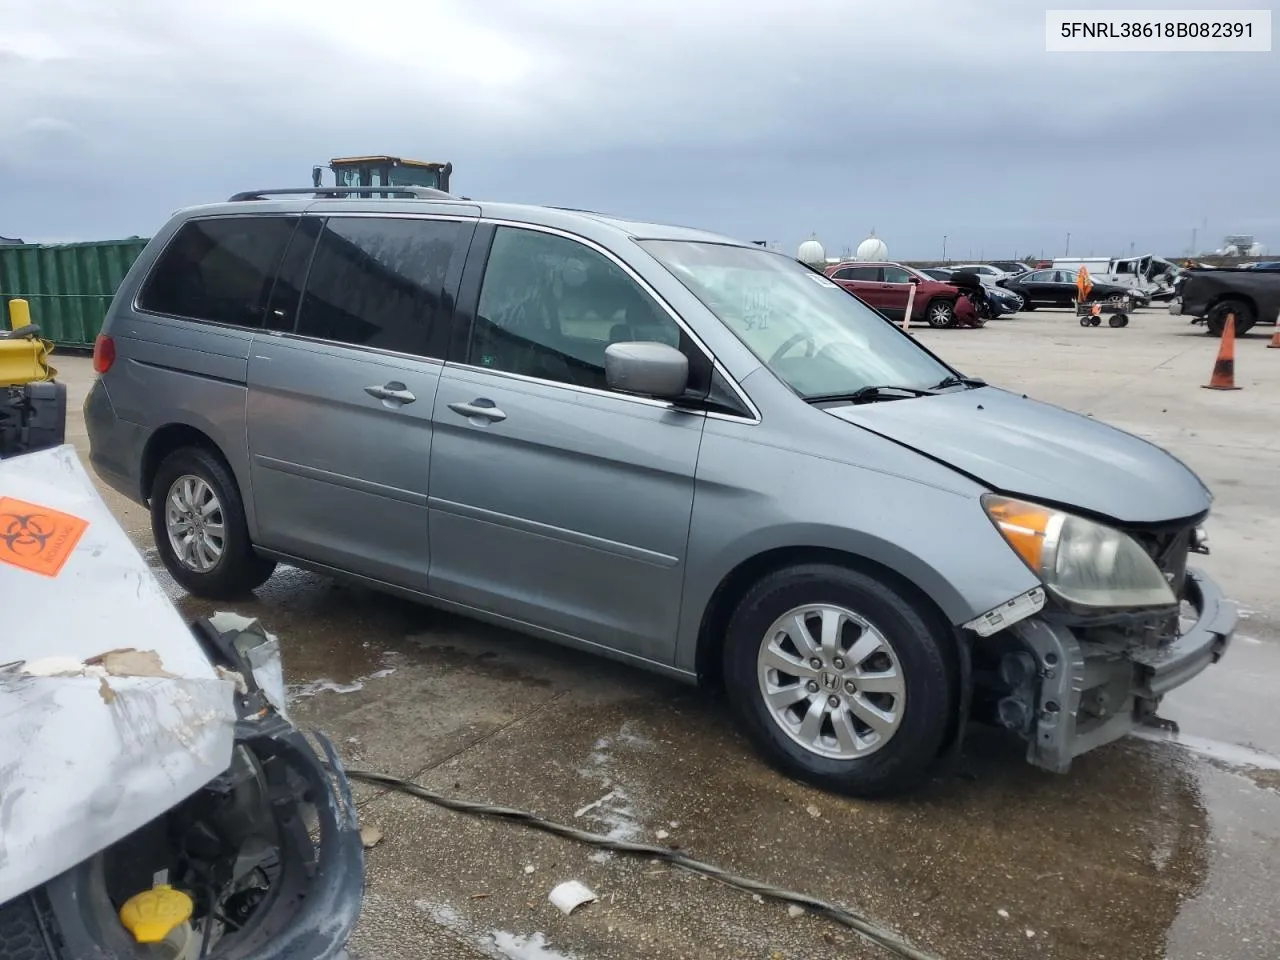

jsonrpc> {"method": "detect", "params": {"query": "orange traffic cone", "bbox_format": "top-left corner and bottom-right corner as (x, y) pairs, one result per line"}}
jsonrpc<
(1203, 313), (1242, 390)
(1269, 321), (1280, 349)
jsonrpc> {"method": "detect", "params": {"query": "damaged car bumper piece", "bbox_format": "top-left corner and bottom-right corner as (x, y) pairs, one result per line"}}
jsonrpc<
(981, 568), (1235, 774)
(0, 445), (363, 958)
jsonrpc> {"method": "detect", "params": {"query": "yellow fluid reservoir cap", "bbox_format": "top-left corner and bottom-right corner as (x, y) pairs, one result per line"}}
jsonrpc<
(118, 884), (194, 943)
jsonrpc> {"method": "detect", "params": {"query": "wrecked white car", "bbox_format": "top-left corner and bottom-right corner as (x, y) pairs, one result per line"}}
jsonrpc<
(0, 445), (362, 959)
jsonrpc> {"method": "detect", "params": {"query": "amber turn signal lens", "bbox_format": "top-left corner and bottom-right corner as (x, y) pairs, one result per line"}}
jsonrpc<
(983, 496), (1056, 573)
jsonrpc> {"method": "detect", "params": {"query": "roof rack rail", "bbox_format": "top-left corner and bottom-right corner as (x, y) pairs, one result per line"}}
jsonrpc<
(228, 186), (459, 202)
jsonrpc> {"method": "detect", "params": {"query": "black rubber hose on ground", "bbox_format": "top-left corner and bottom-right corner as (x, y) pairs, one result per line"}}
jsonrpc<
(342, 767), (943, 960)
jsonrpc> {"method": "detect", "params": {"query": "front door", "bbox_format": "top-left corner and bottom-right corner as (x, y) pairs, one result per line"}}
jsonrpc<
(427, 225), (707, 664)
(246, 213), (474, 590)
(1051, 270), (1079, 305)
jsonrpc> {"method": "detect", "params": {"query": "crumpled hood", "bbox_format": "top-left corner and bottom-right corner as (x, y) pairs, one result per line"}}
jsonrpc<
(827, 387), (1211, 524)
(0, 445), (236, 905)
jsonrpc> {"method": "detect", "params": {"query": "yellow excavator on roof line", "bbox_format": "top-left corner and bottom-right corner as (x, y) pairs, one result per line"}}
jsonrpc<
(311, 155), (453, 195)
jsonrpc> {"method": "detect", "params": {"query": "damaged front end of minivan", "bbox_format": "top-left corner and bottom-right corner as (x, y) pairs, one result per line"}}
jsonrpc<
(0, 445), (362, 959)
(961, 494), (1237, 773)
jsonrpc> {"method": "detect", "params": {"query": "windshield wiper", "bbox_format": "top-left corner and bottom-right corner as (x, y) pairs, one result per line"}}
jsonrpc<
(931, 374), (986, 391)
(805, 385), (937, 405)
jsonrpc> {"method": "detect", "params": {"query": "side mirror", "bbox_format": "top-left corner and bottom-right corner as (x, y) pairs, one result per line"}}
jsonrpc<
(909, 277), (922, 285)
(604, 342), (689, 400)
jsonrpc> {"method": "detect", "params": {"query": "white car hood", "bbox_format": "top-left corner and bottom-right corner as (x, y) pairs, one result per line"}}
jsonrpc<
(0, 445), (236, 905)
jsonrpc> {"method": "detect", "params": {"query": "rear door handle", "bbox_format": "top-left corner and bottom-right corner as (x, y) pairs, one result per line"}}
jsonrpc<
(365, 382), (416, 404)
(448, 399), (506, 422)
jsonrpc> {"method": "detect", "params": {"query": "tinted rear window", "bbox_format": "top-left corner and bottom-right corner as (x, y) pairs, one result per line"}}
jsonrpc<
(835, 266), (880, 281)
(138, 216), (296, 327)
(294, 217), (461, 356)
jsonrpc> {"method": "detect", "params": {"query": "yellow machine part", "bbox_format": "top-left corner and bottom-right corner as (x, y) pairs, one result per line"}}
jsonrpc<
(118, 883), (194, 944)
(2, 299), (58, 386)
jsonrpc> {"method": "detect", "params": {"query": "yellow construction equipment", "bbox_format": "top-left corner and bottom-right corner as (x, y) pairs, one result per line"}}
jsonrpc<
(311, 155), (453, 195)
(1, 298), (65, 458)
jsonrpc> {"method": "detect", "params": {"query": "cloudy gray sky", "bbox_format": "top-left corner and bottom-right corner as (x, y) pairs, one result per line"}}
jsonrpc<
(2, 0), (1276, 259)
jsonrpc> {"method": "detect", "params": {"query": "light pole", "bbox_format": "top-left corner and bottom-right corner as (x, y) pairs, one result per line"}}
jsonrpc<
(1065, 232), (1071, 257)
(942, 235), (947, 262)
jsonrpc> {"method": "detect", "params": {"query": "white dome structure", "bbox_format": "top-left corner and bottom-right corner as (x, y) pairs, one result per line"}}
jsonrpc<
(856, 231), (888, 261)
(797, 238), (826, 266)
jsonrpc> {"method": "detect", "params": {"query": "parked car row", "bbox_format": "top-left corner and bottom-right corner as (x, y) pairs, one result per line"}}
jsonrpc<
(823, 261), (981, 327)
(996, 269), (1151, 310)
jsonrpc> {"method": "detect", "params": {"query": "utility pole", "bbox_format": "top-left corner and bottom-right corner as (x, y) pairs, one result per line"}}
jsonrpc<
(1065, 232), (1071, 257)
(942, 235), (947, 262)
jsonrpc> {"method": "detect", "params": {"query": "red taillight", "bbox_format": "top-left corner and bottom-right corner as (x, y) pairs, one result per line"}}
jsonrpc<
(93, 334), (116, 374)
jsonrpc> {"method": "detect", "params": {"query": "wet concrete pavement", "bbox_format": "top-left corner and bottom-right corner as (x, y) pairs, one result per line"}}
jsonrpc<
(55, 308), (1280, 959)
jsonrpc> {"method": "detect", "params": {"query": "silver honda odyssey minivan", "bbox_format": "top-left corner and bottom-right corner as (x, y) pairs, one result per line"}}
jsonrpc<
(84, 186), (1236, 795)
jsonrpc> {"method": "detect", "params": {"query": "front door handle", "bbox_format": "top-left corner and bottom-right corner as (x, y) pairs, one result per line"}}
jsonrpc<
(448, 398), (506, 423)
(365, 382), (416, 404)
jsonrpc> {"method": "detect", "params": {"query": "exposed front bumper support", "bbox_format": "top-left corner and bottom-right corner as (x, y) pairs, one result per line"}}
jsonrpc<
(1008, 568), (1236, 774)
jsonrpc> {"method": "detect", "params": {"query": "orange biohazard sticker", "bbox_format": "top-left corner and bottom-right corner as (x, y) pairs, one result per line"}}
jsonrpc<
(0, 497), (89, 577)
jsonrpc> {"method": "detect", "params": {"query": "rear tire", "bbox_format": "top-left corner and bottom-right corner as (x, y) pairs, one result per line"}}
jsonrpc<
(1205, 299), (1255, 337)
(150, 446), (276, 599)
(722, 564), (958, 797)
(1020, 297), (1036, 312)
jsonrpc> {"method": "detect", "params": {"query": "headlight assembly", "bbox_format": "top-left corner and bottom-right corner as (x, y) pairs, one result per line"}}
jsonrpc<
(983, 494), (1176, 610)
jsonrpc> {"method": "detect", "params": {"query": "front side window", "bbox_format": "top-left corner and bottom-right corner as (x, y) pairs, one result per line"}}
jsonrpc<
(642, 241), (953, 400)
(882, 266), (913, 284)
(139, 216), (296, 327)
(294, 217), (460, 356)
(472, 227), (687, 392)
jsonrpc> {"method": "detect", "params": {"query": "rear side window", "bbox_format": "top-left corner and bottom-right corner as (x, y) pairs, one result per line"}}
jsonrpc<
(294, 217), (461, 356)
(834, 266), (880, 281)
(138, 216), (296, 327)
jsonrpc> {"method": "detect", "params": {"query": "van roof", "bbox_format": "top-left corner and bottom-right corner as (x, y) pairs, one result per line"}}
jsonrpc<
(171, 193), (748, 249)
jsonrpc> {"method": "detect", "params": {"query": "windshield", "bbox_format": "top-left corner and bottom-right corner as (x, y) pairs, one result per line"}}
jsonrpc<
(640, 240), (954, 399)
(388, 166), (442, 189)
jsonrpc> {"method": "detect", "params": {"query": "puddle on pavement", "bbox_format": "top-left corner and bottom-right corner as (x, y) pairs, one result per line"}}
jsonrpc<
(399, 639), (557, 689)
(153, 562), (434, 684)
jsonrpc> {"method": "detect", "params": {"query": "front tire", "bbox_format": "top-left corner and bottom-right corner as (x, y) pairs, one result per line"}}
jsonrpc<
(150, 446), (276, 599)
(925, 299), (955, 328)
(722, 564), (958, 797)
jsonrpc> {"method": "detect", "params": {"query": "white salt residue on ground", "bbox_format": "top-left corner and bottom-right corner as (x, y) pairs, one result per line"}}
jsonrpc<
(413, 900), (464, 930)
(287, 664), (397, 701)
(574, 722), (656, 841)
(491, 931), (578, 960)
